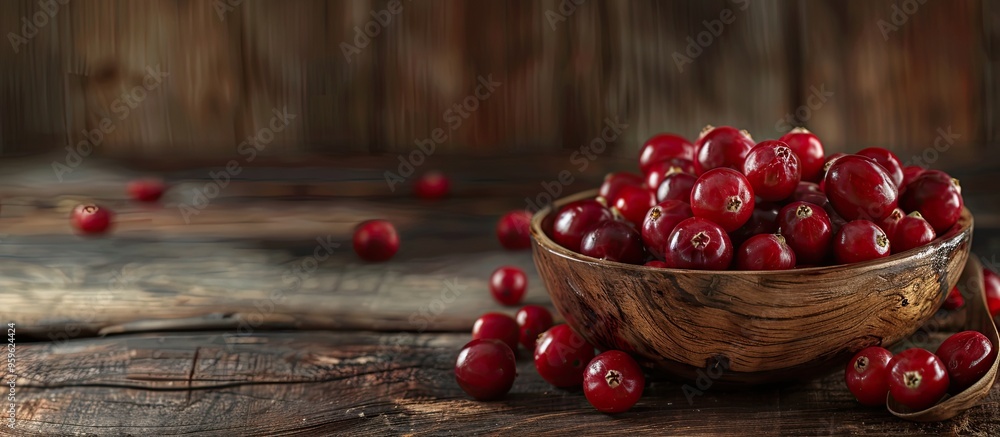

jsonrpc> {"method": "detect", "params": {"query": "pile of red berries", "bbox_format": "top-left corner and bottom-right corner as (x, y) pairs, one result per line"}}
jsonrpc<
(845, 331), (995, 411)
(551, 126), (965, 270)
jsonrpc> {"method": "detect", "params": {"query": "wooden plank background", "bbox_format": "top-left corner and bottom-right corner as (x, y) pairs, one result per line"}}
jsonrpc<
(0, 0), (997, 158)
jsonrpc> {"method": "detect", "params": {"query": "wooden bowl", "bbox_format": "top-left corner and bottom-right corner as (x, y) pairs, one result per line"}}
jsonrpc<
(530, 189), (974, 386)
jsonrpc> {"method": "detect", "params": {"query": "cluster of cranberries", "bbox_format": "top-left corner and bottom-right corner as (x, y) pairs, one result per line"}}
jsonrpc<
(845, 330), (996, 411)
(70, 179), (167, 235)
(551, 126), (965, 270)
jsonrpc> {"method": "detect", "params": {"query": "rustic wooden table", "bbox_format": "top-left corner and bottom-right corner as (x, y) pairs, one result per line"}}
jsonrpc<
(2, 153), (999, 436)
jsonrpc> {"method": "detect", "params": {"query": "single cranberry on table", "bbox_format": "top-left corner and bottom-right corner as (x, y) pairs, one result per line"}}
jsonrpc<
(71, 204), (114, 235)
(824, 155), (899, 222)
(489, 266), (528, 306)
(644, 260), (669, 268)
(655, 171), (697, 203)
(690, 168), (755, 232)
(644, 159), (694, 191)
(455, 339), (517, 401)
(413, 171), (450, 200)
(935, 331), (996, 393)
(638, 133), (696, 173)
(580, 220), (646, 265)
(985, 268), (1000, 318)
(583, 350), (645, 413)
(126, 179), (166, 202)
(663, 217), (733, 270)
(742, 140), (801, 201)
(552, 199), (615, 252)
(857, 147), (905, 188)
(472, 313), (520, 353)
(942, 286), (965, 311)
(888, 348), (950, 411)
(833, 220), (890, 264)
(534, 324), (596, 388)
(777, 201), (833, 266)
(353, 220), (400, 262)
(611, 184), (657, 227)
(735, 234), (796, 271)
(779, 127), (826, 182)
(693, 125), (755, 175)
(515, 305), (554, 351)
(599, 172), (644, 201)
(496, 210), (533, 250)
(900, 171), (964, 234)
(844, 346), (893, 407)
(641, 200), (693, 260)
(890, 212), (936, 254)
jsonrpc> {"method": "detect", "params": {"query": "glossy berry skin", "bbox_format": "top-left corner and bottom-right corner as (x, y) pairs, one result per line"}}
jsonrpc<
(583, 351), (645, 413)
(779, 127), (826, 182)
(580, 220), (646, 265)
(693, 126), (755, 175)
(414, 171), (450, 200)
(878, 208), (906, 240)
(472, 313), (520, 353)
(901, 166), (927, 190)
(833, 220), (891, 265)
(857, 147), (905, 188)
(936, 331), (997, 393)
(985, 268), (1000, 318)
(534, 324), (596, 388)
(735, 234), (796, 271)
(824, 155), (899, 222)
(455, 339), (517, 401)
(552, 199), (615, 252)
(71, 204), (113, 235)
(844, 346), (893, 407)
(489, 266), (528, 306)
(791, 182), (829, 207)
(900, 171), (963, 233)
(644, 159), (694, 191)
(638, 133), (696, 173)
(742, 140), (801, 201)
(599, 172), (644, 201)
(353, 220), (400, 262)
(612, 185), (657, 227)
(496, 210), (533, 250)
(126, 179), (166, 202)
(656, 171), (697, 203)
(777, 202), (833, 265)
(818, 153), (847, 188)
(888, 348), (950, 411)
(942, 286), (964, 311)
(728, 201), (781, 248)
(891, 212), (936, 254)
(663, 217), (733, 270)
(641, 200), (693, 260)
(644, 260), (669, 268)
(690, 168), (755, 232)
(515, 305), (554, 352)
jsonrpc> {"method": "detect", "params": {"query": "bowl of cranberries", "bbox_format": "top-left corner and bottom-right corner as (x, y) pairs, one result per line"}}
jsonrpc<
(529, 126), (973, 385)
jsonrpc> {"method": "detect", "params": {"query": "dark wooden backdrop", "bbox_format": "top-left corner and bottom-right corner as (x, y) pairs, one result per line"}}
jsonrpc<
(0, 0), (997, 158)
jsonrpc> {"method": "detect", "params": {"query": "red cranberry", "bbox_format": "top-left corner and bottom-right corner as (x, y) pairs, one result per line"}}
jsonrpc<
(126, 179), (166, 202)
(824, 205), (848, 236)
(583, 350), (645, 413)
(735, 234), (796, 270)
(690, 168), (755, 232)
(888, 348), (949, 411)
(644, 159), (694, 190)
(891, 212), (936, 254)
(833, 220), (891, 264)
(942, 286), (964, 311)
(844, 346), (893, 407)
(552, 199), (615, 252)
(824, 155), (898, 222)
(644, 260), (669, 268)
(901, 166), (927, 189)
(791, 182), (829, 207)
(728, 201), (780, 248)
(779, 127), (826, 182)
(515, 305), (554, 352)
(857, 147), (905, 188)
(489, 266), (527, 306)
(742, 140), (801, 201)
(455, 339), (517, 401)
(641, 200), (693, 260)
(663, 217), (733, 270)
(414, 171), (450, 200)
(599, 172), (644, 201)
(612, 184), (656, 227)
(655, 171), (697, 203)
(818, 153), (847, 187)
(936, 331), (996, 393)
(353, 220), (400, 262)
(900, 171), (963, 233)
(638, 133), (695, 173)
(777, 202), (833, 265)
(534, 324), (596, 388)
(984, 268), (1000, 318)
(693, 125), (755, 175)
(580, 220), (646, 264)
(472, 313), (520, 353)
(496, 210), (533, 250)
(879, 208), (906, 239)
(71, 204), (113, 235)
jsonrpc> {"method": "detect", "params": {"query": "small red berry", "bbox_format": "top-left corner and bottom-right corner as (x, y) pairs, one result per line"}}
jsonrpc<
(942, 286), (964, 311)
(414, 171), (450, 200)
(552, 199), (615, 252)
(742, 140), (801, 201)
(515, 305), (554, 352)
(984, 268), (1000, 318)
(644, 159), (694, 191)
(599, 172), (644, 201)
(888, 348), (949, 411)
(126, 179), (166, 202)
(901, 166), (927, 190)
(779, 127), (826, 182)
(580, 220), (646, 265)
(690, 168), (755, 232)
(472, 313), (520, 353)
(641, 200), (693, 260)
(824, 155), (899, 222)
(728, 201), (781, 248)
(891, 212), (936, 254)
(833, 220), (891, 264)
(777, 202), (833, 265)
(644, 260), (669, 268)
(900, 171), (964, 234)
(663, 217), (733, 270)
(496, 210), (533, 250)
(844, 346), (893, 407)
(534, 324), (596, 388)
(878, 208), (906, 239)
(70, 204), (113, 235)
(353, 220), (400, 262)
(694, 125), (755, 175)
(935, 331), (996, 393)
(735, 234), (796, 271)
(655, 171), (697, 203)
(857, 147), (905, 188)
(639, 133), (696, 173)
(583, 350), (645, 413)
(612, 184), (656, 227)
(818, 153), (847, 188)
(791, 181), (829, 207)
(455, 339), (517, 401)
(489, 266), (528, 306)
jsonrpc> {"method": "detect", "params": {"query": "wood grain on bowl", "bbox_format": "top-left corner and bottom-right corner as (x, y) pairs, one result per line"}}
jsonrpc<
(530, 189), (973, 385)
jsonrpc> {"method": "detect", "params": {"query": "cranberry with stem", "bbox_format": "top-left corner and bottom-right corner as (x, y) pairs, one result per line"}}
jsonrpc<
(742, 140), (801, 201)
(641, 200), (693, 260)
(735, 234), (796, 270)
(844, 346), (893, 407)
(71, 204), (113, 235)
(639, 133), (695, 173)
(534, 324), (596, 388)
(663, 217), (733, 270)
(552, 199), (615, 252)
(496, 210), (533, 250)
(690, 168), (755, 232)
(891, 212), (936, 254)
(515, 305), (554, 352)
(583, 350), (645, 413)
(455, 339), (517, 401)
(777, 201), (833, 265)
(353, 220), (400, 262)
(779, 127), (826, 182)
(580, 220), (646, 265)
(857, 147), (905, 188)
(693, 125), (755, 175)
(888, 348), (949, 411)
(935, 330), (996, 393)
(489, 266), (527, 306)
(833, 220), (891, 264)
(900, 171), (964, 233)
(645, 159), (694, 190)
(472, 313), (520, 353)
(824, 155), (899, 222)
